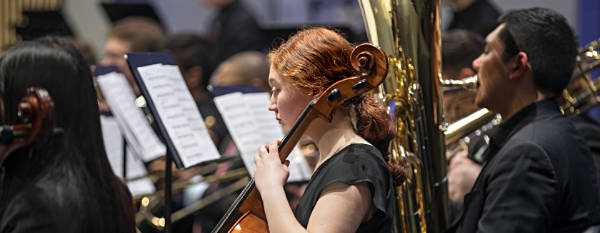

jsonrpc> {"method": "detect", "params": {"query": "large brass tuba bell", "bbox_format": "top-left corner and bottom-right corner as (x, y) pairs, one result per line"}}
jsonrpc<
(358, 0), (451, 232)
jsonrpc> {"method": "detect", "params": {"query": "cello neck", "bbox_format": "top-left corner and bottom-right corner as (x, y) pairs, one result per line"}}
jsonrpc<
(212, 100), (318, 233)
(277, 100), (317, 160)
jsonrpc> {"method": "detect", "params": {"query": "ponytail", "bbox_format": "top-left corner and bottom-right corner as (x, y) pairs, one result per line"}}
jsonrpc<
(345, 94), (408, 187)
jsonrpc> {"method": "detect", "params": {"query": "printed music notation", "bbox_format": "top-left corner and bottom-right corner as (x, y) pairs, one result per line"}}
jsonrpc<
(100, 115), (156, 196)
(137, 64), (221, 168)
(214, 92), (312, 182)
(97, 71), (165, 162)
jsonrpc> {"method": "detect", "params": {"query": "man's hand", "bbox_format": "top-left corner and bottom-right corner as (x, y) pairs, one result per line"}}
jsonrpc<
(448, 150), (482, 204)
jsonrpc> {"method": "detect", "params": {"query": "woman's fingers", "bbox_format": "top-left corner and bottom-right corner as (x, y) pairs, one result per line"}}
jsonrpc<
(269, 140), (281, 158)
(254, 153), (262, 166)
(283, 160), (290, 172)
(258, 144), (269, 156)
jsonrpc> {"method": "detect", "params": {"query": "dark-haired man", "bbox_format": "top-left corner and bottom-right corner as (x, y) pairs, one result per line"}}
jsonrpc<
(446, 8), (600, 233)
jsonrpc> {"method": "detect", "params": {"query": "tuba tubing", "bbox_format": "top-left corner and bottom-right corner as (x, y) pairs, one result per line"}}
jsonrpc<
(359, 0), (450, 232)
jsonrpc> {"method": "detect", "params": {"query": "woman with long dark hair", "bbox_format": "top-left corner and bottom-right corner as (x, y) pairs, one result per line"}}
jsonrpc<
(253, 27), (408, 233)
(0, 37), (136, 233)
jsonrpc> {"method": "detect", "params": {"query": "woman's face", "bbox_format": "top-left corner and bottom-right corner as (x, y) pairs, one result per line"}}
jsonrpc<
(267, 66), (315, 133)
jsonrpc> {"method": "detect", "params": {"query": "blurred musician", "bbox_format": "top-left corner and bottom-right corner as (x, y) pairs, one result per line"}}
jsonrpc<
(101, 17), (165, 96)
(442, 29), (485, 124)
(210, 51), (270, 92)
(443, 0), (500, 37)
(62, 37), (97, 68)
(202, 0), (267, 63)
(0, 38), (135, 233)
(253, 27), (407, 233)
(446, 8), (600, 233)
(441, 29), (485, 218)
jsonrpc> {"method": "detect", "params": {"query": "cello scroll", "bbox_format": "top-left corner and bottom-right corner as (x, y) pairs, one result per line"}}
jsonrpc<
(0, 88), (60, 166)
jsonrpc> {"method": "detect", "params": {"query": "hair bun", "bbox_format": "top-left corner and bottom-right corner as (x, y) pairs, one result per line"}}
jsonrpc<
(387, 160), (409, 187)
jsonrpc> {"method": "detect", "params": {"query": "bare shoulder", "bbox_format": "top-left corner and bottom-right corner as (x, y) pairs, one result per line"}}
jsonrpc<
(307, 182), (374, 233)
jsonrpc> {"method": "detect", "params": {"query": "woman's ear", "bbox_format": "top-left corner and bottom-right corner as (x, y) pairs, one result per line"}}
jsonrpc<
(311, 87), (324, 98)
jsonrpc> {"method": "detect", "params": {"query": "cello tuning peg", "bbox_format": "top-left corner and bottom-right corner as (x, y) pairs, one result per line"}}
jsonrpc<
(0, 126), (14, 146)
(352, 79), (369, 92)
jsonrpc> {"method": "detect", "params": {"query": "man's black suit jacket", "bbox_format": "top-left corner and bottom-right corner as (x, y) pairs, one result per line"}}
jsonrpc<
(447, 99), (600, 233)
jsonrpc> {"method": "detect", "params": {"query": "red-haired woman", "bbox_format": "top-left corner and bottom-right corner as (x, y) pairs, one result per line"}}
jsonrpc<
(253, 27), (407, 233)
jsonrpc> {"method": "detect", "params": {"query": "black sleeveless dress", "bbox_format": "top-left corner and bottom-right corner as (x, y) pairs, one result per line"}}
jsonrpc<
(293, 144), (395, 233)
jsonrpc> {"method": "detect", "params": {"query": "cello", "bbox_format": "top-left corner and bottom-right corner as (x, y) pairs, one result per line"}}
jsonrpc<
(212, 43), (389, 233)
(0, 88), (59, 166)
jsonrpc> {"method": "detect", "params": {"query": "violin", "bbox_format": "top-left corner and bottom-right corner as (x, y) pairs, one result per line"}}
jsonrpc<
(212, 43), (389, 233)
(0, 88), (58, 166)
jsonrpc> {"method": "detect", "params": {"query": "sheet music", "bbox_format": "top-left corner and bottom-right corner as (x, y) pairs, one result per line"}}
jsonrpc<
(136, 64), (220, 168)
(97, 71), (165, 162)
(100, 116), (156, 196)
(288, 145), (313, 182)
(214, 92), (263, 174)
(214, 92), (312, 182)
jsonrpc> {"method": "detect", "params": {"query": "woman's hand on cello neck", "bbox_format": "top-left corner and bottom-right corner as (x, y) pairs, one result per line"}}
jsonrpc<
(254, 139), (290, 193)
(254, 139), (307, 232)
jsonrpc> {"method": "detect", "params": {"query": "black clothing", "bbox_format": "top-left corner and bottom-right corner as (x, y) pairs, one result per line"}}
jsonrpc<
(446, 99), (600, 233)
(571, 113), (600, 200)
(1, 186), (84, 233)
(210, 0), (267, 63)
(448, 0), (500, 38)
(294, 144), (395, 233)
(466, 128), (496, 164)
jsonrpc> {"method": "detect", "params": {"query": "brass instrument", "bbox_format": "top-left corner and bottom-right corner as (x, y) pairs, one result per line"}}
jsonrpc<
(137, 171), (250, 230)
(441, 75), (478, 91)
(440, 76), (500, 151)
(359, 0), (451, 232)
(129, 156), (250, 229)
(560, 38), (600, 115)
(444, 108), (497, 147)
(131, 167), (248, 202)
